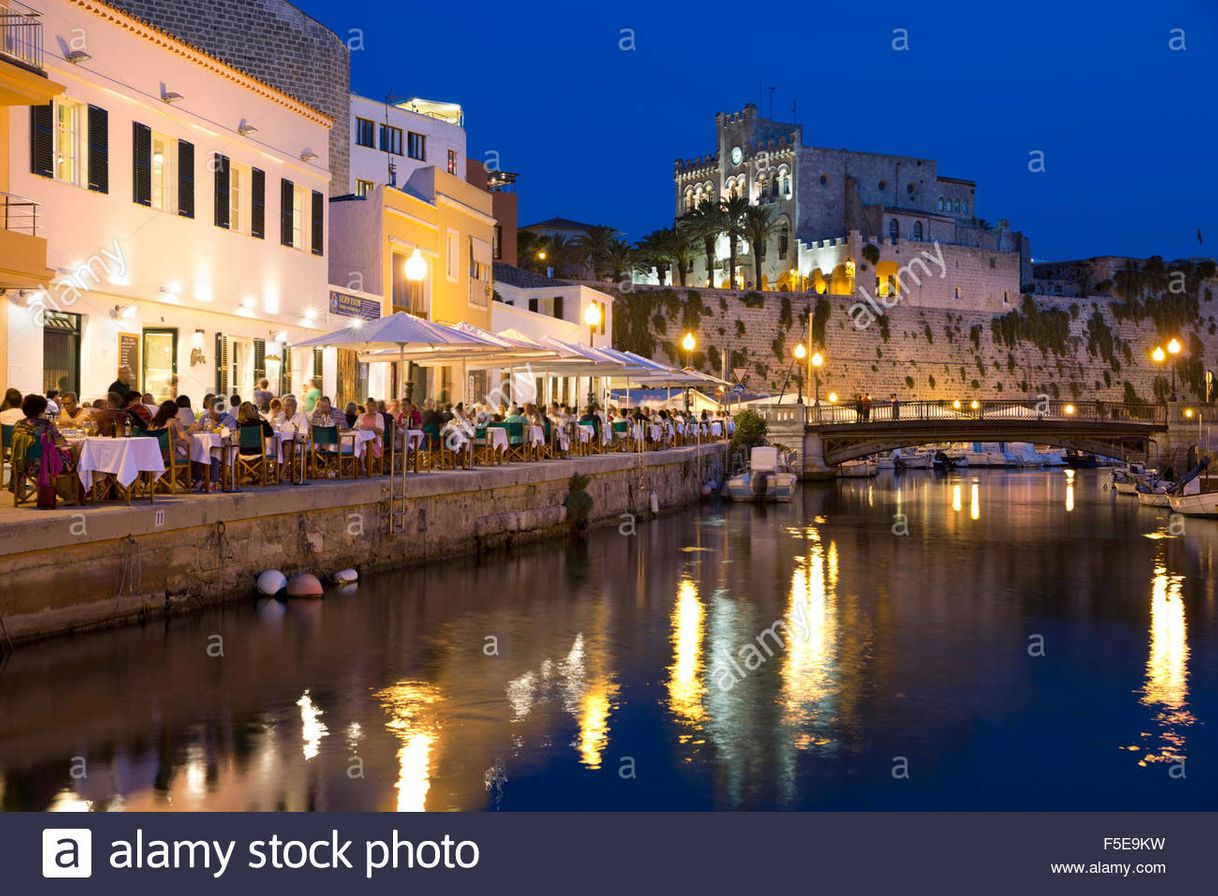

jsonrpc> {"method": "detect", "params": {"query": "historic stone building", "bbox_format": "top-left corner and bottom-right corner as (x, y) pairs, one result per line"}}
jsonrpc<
(98, 0), (351, 193)
(673, 104), (1032, 313)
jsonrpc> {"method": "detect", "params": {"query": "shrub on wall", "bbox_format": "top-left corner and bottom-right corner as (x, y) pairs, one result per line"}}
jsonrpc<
(991, 295), (1071, 357)
(812, 297), (831, 348)
(740, 292), (765, 308)
(905, 375), (915, 389)
(969, 324), (982, 350)
(731, 411), (768, 452)
(862, 244), (880, 266)
(878, 314), (890, 342)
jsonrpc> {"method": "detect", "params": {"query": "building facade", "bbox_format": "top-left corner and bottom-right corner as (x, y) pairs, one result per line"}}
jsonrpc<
(673, 103), (1031, 310)
(4, 0), (333, 402)
(348, 94), (465, 199)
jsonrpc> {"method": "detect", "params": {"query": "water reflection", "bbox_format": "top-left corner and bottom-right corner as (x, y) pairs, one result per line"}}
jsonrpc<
(1, 470), (1216, 811)
(1138, 550), (1194, 766)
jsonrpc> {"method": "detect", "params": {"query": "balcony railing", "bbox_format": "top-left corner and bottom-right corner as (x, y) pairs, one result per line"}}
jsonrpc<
(0, 0), (44, 72)
(2, 191), (41, 236)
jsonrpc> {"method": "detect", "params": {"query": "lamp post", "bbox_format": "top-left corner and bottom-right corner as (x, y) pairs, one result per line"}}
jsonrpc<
(793, 343), (807, 404)
(811, 351), (824, 416)
(584, 302), (602, 407)
(402, 249), (427, 402)
(682, 331), (696, 413)
(1167, 337), (1182, 400)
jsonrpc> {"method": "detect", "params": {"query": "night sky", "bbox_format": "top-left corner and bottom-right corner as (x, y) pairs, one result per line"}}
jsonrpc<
(293, 0), (1217, 263)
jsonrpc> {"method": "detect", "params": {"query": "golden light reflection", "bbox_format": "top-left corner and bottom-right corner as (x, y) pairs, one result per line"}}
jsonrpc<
(668, 578), (707, 729)
(578, 689), (613, 768)
(296, 690), (329, 761)
(1065, 478), (1075, 513)
(374, 681), (442, 811)
(782, 526), (839, 747)
(970, 482), (981, 520)
(1138, 554), (1193, 766)
(952, 484), (962, 513)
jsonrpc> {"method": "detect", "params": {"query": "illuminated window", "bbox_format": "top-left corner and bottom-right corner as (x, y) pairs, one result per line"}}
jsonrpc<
(292, 184), (308, 249)
(447, 149), (457, 175)
(54, 100), (85, 185)
(355, 179), (375, 197)
(150, 131), (175, 211)
(229, 161), (246, 232)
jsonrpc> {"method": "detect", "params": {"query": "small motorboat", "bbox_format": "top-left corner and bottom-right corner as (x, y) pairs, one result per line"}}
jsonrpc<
(838, 459), (877, 478)
(726, 446), (797, 502)
(876, 452), (896, 470)
(1109, 462), (1146, 495)
(1135, 479), (1172, 507)
(932, 450), (961, 471)
(1166, 459), (1218, 516)
(893, 448), (931, 471)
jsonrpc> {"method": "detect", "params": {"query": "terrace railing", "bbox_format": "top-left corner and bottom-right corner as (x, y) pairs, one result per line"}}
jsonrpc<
(1, 191), (41, 237)
(0, 0), (43, 72)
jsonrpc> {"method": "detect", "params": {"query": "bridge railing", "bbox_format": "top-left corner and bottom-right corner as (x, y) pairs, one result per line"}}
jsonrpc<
(796, 399), (1167, 426)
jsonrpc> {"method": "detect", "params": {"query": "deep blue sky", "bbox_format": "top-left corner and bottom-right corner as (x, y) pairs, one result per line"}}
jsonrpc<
(295, 0), (1216, 263)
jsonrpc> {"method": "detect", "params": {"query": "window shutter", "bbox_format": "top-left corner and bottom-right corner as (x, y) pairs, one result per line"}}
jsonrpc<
(30, 103), (54, 177)
(253, 338), (266, 383)
(213, 153), (230, 229)
(251, 167), (265, 239)
(554, 295), (564, 320)
(312, 348), (323, 378)
(177, 139), (195, 218)
(311, 190), (324, 256)
(280, 179), (294, 246)
(282, 345), (293, 396)
(86, 105), (108, 193)
(132, 121), (152, 206)
(215, 334), (229, 395)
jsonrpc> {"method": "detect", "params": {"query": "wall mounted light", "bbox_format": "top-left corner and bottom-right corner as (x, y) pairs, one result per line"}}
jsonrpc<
(66, 50), (91, 64)
(300, 149), (319, 162)
(161, 91), (184, 104)
(238, 122), (259, 137)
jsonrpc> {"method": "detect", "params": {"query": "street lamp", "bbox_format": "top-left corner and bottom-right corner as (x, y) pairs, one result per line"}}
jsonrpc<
(811, 350), (824, 413)
(793, 343), (807, 404)
(681, 332), (696, 412)
(401, 249), (428, 401)
(1167, 338), (1182, 400)
(584, 303), (603, 407)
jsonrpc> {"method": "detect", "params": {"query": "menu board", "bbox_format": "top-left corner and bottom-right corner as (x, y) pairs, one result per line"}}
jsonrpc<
(118, 332), (140, 390)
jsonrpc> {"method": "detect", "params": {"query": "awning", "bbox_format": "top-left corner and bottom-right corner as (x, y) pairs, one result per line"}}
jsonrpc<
(471, 237), (493, 267)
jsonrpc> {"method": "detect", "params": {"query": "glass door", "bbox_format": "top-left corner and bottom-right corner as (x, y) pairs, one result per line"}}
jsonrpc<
(142, 328), (178, 402)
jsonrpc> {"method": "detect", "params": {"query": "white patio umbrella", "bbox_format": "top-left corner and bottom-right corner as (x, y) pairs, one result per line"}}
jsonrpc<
(292, 311), (498, 400)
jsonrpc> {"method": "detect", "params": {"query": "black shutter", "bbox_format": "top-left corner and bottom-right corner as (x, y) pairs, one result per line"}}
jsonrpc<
(281, 345), (293, 396)
(86, 105), (108, 193)
(213, 153), (230, 229)
(311, 190), (324, 256)
(250, 168), (265, 238)
(554, 295), (564, 320)
(177, 140), (195, 218)
(30, 103), (54, 178)
(280, 179), (294, 246)
(253, 338), (266, 383)
(214, 334), (228, 395)
(132, 121), (152, 206)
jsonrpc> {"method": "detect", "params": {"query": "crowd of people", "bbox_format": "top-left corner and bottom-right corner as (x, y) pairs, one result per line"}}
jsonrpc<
(2, 365), (734, 507)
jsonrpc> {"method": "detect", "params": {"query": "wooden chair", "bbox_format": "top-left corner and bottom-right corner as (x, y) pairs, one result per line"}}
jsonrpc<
(418, 423), (457, 470)
(310, 425), (342, 479)
(234, 425), (278, 488)
(151, 427), (191, 494)
(503, 420), (527, 462)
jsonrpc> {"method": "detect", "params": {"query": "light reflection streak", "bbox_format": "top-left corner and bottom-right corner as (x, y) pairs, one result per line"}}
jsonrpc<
(970, 482), (981, 520)
(374, 681), (442, 811)
(781, 526), (839, 751)
(296, 690), (329, 761)
(952, 484), (962, 513)
(1138, 553), (1193, 766)
(668, 578), (707, 728)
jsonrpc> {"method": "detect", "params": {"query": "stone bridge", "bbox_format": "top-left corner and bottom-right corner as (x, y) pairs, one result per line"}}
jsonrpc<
(753, 399), (1208, 479)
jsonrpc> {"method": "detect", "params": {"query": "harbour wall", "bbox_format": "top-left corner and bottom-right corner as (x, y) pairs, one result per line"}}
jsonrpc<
(0, 444), (726, 644)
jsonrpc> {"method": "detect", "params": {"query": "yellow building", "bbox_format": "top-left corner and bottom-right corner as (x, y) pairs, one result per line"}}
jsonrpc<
(1, 0), (64, 379)
(329, 166), (495, 404)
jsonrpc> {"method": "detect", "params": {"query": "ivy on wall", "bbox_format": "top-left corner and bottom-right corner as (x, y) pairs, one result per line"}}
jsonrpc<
(991, 295), (1072, 357)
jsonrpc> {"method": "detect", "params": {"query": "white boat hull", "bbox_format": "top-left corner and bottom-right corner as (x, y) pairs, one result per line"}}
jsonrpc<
(1136, 490), (1170, 507)
(1167, 492), (1218, 516)
(726, 471), (797, 502)
(838, 460), (877, 478)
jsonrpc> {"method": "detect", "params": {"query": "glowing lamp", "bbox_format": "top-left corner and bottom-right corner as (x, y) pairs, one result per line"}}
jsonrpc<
(583, 303), (602, 328)
(404, 249), (427, 282)
(793, 343), (807, 360)
(682, 332), (696, 353)
(1152, 346), (1166, 363)
(1167, 338), (1182, 355)
(811, 351), (824, 368)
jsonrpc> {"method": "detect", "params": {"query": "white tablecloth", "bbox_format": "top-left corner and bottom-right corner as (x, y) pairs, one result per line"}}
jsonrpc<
(190, 431), (231, 465)
(343, 429), (377, 457)
(710, 421), (724, 437)
(77, 436), (165, 489)
(525, 425), (545, 448)
(577, 423), (595, 443)
(405, 429), (425, 451)
(481, 427), (508, 454)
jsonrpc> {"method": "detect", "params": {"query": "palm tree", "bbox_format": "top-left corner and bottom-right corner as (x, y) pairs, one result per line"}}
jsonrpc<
(720, 196), (750, 290)
(604, 238), (635, 282)
(666, 222), (698, 287)
(741, 204), (779, 289)
(517, 231), (548, 272)
(684, 201), (724, 287)
(635, 230), (669, 284)
(576, 224), (621, 279)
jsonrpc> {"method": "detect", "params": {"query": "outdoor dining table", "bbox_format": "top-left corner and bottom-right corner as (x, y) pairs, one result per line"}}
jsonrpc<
(525, 425), (545, 450)
(75, 435), (165, 500)
(190, 430), (240, 490)
(710, 421), (724, 437)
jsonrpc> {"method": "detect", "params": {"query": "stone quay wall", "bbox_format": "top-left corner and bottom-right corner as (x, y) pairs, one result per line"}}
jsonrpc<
(0, 444), (726, 644)
(607, 280), (1218, 407)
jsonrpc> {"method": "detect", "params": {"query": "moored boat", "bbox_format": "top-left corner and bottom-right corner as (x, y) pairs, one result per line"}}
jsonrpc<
(726, 446), (797, 502)
(838, 459), (877, 478)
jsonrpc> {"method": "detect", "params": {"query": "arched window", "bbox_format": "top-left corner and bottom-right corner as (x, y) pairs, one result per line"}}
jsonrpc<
(889, 219), (900, 243)
(778, 221), (790, 259)
(778, 166), (791, 197)
(912, 221), (923, 241)
(953, 199), (961, 213)
(684, 187), (695, 213)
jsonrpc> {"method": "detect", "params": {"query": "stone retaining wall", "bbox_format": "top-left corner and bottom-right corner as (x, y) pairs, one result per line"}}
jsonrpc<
(0, 444), (726, 644)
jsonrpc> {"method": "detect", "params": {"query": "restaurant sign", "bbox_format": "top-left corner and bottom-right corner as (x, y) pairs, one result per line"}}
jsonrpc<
(328, 290), (381, 322)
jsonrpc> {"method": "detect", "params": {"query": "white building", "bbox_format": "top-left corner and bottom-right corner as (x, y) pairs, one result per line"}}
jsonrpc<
(348, 94), (465, 198)
(4, 0), (334, 404)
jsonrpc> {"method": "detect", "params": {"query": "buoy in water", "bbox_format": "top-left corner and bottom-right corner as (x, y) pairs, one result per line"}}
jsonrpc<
(332, 568), (358, 585)
(285, 572), (324, 598)
(256, 569), (287, 597)
(649, 491), (660, 514)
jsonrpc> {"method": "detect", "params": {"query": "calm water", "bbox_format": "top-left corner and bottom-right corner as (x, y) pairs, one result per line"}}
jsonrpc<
(1, 469), (1216, 811)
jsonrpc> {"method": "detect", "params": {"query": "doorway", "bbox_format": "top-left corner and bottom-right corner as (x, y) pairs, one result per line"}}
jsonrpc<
(142, 327), (178, 402)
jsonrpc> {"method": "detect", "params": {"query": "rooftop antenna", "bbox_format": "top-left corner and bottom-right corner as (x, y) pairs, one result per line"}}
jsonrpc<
(383, 91), (406, 187)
